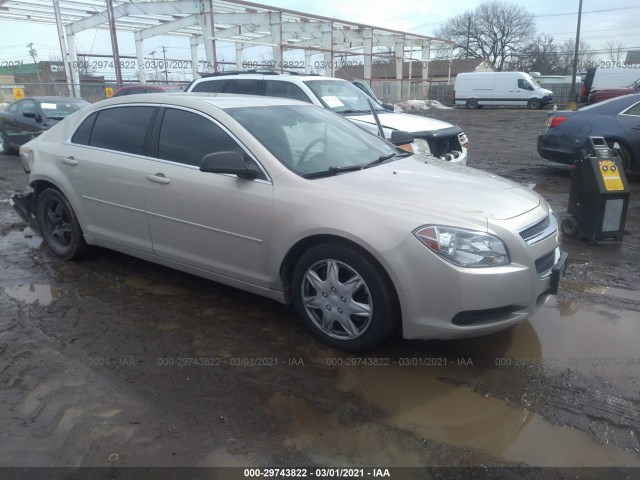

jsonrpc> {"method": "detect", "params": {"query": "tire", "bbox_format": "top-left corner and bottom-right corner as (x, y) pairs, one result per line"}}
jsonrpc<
(466, 99), (478, 110)
(36, 188), (88, 260)
(560, 217), (579, 238)
(606, 140), (632, 173)
(291, 243), (399, 352)
(527, 98), (541, 110)
(0, 129), (14, 154)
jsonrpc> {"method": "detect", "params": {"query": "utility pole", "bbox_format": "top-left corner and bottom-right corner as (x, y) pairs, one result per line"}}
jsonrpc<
(27, 43), (43, 85)
(568, 0), (583, 110)
(466, 16), (471, 59)
(161, 46), (168, 83)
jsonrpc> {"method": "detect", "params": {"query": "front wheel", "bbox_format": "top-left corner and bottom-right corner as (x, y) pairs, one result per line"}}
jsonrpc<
(36, 188), (88, 260)
(292, 243), (398, 352)
(527, 98), (541, 110)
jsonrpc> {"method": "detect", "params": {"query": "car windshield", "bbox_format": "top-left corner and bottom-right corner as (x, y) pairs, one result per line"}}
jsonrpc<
(226, 104), (403, 178)
(39, 100), (89, 119)
(304, 79), (386, 114)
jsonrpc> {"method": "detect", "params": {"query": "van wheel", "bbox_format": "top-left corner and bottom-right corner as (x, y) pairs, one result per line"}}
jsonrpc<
(527, 98), (541, 109)
(466, 99), (478, 110)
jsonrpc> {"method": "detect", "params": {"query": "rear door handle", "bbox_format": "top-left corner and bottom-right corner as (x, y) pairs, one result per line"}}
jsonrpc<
(145, 173), (170, 184)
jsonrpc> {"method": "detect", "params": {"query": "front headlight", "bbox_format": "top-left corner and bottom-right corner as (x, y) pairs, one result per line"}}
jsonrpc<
(412, 138), (432, 157)
(414, 226), (510, 267)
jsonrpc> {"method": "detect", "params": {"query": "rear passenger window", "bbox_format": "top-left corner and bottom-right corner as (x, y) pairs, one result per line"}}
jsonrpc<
(231, 79), (260, 95)
(192, 80), (228, 93)
(89, 106), (155, 155)
(158, 108), (248, 168)
(71, 112), (97, 145)
(265, 81), (311, 102)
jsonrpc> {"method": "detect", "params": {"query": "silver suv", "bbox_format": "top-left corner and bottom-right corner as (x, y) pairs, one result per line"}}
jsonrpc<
(186, 72), (468, 164)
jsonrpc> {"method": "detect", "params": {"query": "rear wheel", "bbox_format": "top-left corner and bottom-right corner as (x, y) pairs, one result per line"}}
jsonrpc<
(527, 98), (541, 110)
(292, 243), (398, 352)
(36, 188), (88, 260)
(0, 130), (14, 154)
(466, 99), (479, 110)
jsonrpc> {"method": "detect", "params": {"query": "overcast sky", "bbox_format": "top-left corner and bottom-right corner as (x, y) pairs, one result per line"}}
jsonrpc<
(1, 0), (639, 80)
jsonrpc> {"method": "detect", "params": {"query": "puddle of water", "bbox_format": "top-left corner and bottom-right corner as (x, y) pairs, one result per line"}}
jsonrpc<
(270, 393), (424, 467)
(4, 283), (61, 305)
(122, 275), (190, 296)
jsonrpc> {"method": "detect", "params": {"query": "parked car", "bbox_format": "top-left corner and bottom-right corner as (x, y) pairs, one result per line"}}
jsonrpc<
(579, 66), (640, 104)
(588, 79), (640, 104)
(454, 72), (554, 109)
(185, 71), (468, 164)
(537, 93), (640, 173)
(11, 93), (566, 351)
(0, 96), (90, 154)
(112, 84), (185, 97)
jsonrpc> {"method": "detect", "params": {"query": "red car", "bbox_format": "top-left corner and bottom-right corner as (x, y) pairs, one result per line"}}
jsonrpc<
(112, 84), (185, 97)
(588, 80), (640, 104)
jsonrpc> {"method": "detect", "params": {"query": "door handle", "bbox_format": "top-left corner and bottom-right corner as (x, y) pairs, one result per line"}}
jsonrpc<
(145, 173), (170, 184)
(60, 156), (78, 166)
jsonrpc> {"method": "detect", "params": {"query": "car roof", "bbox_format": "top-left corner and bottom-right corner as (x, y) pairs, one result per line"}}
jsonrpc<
(194, 73), (342, 83)
(94, 92), (313, 109)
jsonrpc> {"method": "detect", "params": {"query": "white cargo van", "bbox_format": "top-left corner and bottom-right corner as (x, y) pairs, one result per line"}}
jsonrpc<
(454, 72), (554, 109)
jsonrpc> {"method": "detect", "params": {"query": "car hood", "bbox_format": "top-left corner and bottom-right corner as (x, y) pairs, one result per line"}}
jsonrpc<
(315, 156), (540, 222)
(346, 112), (460, 134)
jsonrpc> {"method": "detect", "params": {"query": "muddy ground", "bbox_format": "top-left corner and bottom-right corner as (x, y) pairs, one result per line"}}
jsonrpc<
(1, 107), (639, 477)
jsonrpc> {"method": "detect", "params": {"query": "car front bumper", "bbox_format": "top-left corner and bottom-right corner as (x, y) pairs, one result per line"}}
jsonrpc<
(380, 210), (566, 341)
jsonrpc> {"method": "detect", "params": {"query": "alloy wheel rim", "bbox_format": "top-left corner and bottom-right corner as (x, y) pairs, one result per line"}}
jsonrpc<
(45, 200), (73, 249)
(301, 259), (373, 340)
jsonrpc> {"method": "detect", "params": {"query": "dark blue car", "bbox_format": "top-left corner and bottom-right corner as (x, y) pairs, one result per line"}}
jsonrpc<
(537, 93), (640, 173)
(0, 96), (90, 154)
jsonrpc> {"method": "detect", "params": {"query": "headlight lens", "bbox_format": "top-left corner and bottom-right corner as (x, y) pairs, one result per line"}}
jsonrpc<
(412, 138), (432, 157)
(414, 226), (510, 267)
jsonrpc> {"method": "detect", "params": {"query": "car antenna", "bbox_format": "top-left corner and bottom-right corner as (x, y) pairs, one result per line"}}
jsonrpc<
(367, 98), (385, 139)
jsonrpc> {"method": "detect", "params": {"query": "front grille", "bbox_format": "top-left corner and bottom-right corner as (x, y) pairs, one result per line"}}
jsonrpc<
(535, 250), (556, 277)
(520, 215), (550, 243)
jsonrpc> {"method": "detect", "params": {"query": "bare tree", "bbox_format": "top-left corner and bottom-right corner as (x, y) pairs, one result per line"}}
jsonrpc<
(557, 39), (595, 75)
(434, 1), (535, 71)
(515, 34), (561, 73)
(605, 40), (626, 64)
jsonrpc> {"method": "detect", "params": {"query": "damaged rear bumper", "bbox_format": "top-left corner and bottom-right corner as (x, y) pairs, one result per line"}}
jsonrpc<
(9, 191), (40, 234)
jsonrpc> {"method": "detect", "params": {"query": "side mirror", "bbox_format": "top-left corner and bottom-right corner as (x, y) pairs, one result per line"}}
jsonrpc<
(23, 111), (37, 120)
(200, 151), (258, 180)
(381, 102), (394, 112)
(390, 130), (414, 146)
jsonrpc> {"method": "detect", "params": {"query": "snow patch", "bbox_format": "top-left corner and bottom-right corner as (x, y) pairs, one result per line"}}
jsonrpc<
(394, 99), (452, 113)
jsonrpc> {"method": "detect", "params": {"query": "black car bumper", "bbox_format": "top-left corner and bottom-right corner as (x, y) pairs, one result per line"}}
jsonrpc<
(537, 133), (578, 165)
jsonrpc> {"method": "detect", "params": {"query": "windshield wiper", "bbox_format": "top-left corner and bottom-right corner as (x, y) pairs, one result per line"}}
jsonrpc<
(302, 165), (364, 179)
(364, 151), (411, 169)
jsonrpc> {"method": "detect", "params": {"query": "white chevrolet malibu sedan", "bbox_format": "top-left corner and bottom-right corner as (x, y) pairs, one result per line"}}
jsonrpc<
(11, 93), (567, 352)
